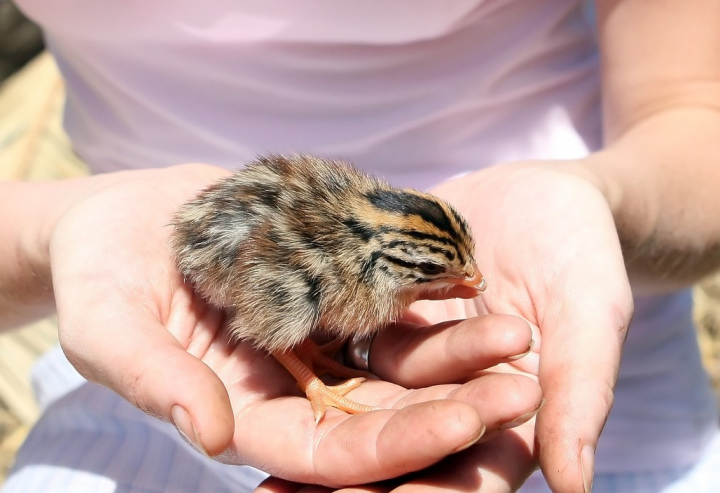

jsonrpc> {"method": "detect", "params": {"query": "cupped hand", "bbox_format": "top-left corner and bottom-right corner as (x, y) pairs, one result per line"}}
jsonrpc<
(261, 159), (634, 492)
(48, 164), (543, 487)
(256, 313), (541, 493)
(402, 160), (632, 492)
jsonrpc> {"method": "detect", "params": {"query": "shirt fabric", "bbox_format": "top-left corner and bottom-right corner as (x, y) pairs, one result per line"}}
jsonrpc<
(10, 0), (720, 489)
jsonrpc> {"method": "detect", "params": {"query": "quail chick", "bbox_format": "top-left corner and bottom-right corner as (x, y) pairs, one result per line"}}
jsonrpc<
(171, 155), (486, 422)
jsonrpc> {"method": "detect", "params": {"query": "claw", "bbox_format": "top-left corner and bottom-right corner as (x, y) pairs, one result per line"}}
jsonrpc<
(306, 377), (375, 423)
(273, 347), (378, 422)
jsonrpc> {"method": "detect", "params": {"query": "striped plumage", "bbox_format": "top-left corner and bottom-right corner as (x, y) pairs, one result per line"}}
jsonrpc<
(171, 154), (483, 353)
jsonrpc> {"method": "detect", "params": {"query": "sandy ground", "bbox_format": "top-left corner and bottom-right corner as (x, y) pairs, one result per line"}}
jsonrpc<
(696, 275), (720, 395)
(0, 406), (24, 480)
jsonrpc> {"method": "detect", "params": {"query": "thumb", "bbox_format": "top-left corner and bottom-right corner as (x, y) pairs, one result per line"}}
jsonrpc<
(536, 277), (632, 492)
(57, 297), (234, 456)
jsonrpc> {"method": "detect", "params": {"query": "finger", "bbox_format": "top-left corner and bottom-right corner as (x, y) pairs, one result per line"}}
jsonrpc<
(234, 372), (541, 487)
(393, 425), (536, 493)
(536, 271), (632, 492)
(256, 426), (537, 493)
(252, 374), (541, 493)
(385, 372), (543, 437)
(56, 288), (235, 456)
(371, 315), (533, 387)
(232, 398), (484, 487)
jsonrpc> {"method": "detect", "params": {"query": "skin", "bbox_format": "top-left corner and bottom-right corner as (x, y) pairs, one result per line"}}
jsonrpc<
(261, 0), (720, 491)
(258, 160), (630, 493)
(2, 0), (720, 491)
(0, 164), (542, 486)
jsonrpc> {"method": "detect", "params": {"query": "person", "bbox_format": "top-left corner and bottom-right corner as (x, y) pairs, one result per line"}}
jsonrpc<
(2, 0), (719, 491)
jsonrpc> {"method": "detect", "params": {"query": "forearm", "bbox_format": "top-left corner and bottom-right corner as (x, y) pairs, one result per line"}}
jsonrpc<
(0, 180), (78, 329)
(572, 0), (720, 292)
(581, 107), (720, 291)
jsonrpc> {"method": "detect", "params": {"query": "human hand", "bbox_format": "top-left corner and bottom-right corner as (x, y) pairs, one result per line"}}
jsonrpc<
(255, 313), (542, 493)
(47, 164), (543, 486)
(417, 161), (632, 492)
(261, 159), (635, 492)
(230, 156), (635, 493)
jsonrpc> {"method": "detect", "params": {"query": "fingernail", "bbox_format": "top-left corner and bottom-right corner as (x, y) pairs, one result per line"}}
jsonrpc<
(507, 338), (535, 361)
(580, 443), (595, 493)
(453, 424), (486, 453)
(498, 398), (545, 430)
(171, 405), (209, 457)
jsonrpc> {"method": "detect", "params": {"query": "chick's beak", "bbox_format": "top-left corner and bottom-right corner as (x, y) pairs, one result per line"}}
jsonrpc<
(417, 263), (487, 301)
(421, 263), (486, 301)
(456, 264), (487, 292)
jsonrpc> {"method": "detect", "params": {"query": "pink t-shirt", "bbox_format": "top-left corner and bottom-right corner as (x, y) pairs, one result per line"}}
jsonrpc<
(16, 0), (718, 475)
(20, 0), (600, 188)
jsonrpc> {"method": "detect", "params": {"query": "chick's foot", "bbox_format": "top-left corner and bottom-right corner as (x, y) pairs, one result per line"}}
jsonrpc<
(273, 348), (378, 423)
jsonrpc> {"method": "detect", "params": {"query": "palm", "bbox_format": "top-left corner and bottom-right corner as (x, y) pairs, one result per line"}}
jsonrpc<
(378, 162), (634, 492)
(293, 162), (633, 492)
(48, 164), (543, 488)
(266, 162), (633, 493)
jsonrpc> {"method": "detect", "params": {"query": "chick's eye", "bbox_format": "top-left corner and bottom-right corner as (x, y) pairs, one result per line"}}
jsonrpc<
(417, 262), (446, 276)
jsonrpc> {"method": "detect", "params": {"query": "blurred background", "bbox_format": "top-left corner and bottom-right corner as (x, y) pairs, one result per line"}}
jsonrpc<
(1, 0), (719, 485)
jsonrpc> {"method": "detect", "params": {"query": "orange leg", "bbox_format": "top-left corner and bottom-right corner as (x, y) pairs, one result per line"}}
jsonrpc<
(273, 349), (377, 423)
(296, 339), (374, 380)
(313, 337), (347, 356)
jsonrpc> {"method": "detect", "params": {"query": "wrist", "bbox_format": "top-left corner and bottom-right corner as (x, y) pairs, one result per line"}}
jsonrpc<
(575, 150), (658, 250)
(548, 153), (671, 292)
(575, 106), (720, 290)
(0, 178), (88, 329)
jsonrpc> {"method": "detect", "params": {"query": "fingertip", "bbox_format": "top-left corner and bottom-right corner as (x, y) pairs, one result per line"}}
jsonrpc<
(372, 314), (536, 388)
(169, 357), (235, 456)
(315, 401), (486, 484)
(445, 314), (534, 364)
(536, 436), (593, 493)
(124, 344), (235, 456)
(491, 315), (535, 360)
(378, 400), (485, 468)
(171, 404), (210, 456)
(535, 299), (626, 492)
(453, 423), (486, 453)
(535, 387), (608, 493)
(581, 443), (595, 493)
